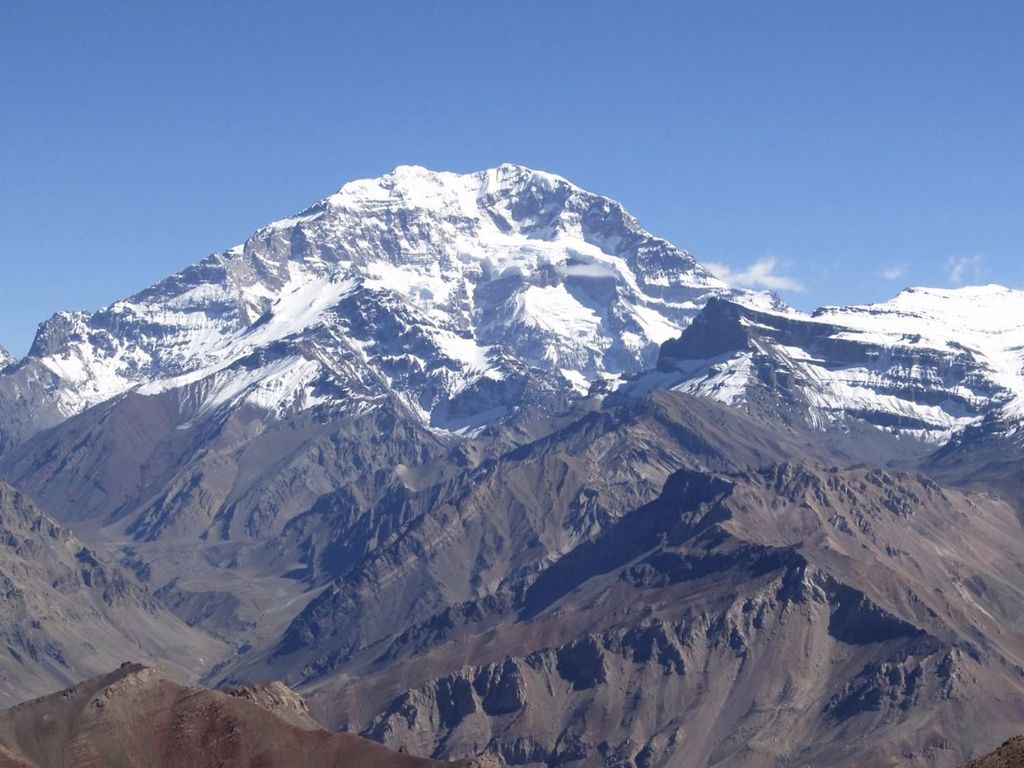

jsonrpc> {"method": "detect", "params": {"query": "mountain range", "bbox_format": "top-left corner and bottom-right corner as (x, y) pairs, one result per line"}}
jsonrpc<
(0, 165), (1022, 767)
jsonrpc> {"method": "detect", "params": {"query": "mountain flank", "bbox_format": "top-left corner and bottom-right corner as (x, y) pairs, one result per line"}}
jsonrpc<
(0, 482), (223, 706)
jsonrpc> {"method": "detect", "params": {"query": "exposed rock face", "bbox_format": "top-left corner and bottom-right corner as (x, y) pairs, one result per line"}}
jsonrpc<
(0, 663), (469, 768)
(222, 680), (320, 730)
(0, 482), (224, 706)
(3, 379), (1019, 766)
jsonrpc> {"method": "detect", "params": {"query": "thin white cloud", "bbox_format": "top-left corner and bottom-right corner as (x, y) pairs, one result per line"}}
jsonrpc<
(946, 254), (988, 286)
(878, 264), (907, 281)
(705, 257), (804, 293)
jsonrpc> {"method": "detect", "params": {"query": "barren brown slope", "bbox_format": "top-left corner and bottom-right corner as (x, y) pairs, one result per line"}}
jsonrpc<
(0, 663), (479, 768)
(293, 458), (1024, 768)
(962, 736), (1024, 768)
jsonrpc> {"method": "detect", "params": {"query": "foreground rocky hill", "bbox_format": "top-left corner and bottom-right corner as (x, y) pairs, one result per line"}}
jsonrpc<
(0, 663), (476, 768)
(962, 737), (1024, 768)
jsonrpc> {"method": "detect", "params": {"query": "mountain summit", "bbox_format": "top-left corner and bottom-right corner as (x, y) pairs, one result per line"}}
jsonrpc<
(0, 165), (742, 452)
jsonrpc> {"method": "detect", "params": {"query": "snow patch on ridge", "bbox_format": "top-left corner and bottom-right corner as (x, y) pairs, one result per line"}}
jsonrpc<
(658, 284), (1024, 442)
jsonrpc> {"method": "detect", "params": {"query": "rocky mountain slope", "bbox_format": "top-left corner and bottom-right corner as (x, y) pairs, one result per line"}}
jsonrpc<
(210, 391), (1024, 768)
(961, 736), (1024, 768)
(0, 483), (223, 706)
(0, 663), (476, 768)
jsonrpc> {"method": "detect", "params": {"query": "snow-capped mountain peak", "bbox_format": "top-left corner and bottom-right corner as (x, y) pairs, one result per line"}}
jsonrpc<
(6, 166), (1019, 455)
(0, 165), (740, 448)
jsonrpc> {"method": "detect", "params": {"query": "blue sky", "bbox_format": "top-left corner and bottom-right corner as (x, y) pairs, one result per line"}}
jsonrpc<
(2, 2), (1022, 355)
